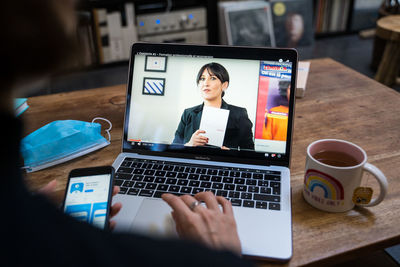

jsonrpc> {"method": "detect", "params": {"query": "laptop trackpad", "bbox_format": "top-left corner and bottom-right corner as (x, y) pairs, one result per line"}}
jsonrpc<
(131, 198), (178, 238)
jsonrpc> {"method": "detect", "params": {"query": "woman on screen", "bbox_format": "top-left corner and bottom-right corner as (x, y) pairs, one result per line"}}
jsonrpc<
(173, 62), (254, 150)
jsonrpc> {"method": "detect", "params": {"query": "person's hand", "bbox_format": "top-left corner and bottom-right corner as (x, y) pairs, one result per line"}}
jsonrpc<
(37, 180), (122, 230)
(109, 186), (122, 230)
(37, 179), (58, 201)
(162, 192), (241, 255)
(186, 130), (208, 146)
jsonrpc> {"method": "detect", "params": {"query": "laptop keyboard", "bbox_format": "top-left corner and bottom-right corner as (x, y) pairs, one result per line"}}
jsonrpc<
(115, 158), (281, 211)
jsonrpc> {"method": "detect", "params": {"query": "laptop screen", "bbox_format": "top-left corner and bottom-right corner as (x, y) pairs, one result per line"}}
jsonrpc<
(123, 43), (297, 167)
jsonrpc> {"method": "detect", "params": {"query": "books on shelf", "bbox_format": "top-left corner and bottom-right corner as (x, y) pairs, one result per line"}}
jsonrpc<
(315, 0), (352, 34)
(72, 3), (139, 67)
(14, 98), (29, 117)
(75, 11), (98, 68)
(93, 8), (109, 64)
(218, 1), (276, 47)
(92, 3), (138, 64)
(122, 3), (137, 60)
(270, 0), (314, 47)
(107, 12), (125, 61)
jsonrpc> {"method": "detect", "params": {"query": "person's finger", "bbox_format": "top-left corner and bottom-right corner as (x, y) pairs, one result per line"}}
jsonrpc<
(194, 191), (219, 210)
(199, 138), (208, 143)
(171, 211), (183, 236)
(37, 179), (57, 195)
(110, 202), (122, 218)
(196, 135), (208, 142)
(216, 196), (233, 215)
(109, 220), (116, 230)
(180, 194), (204, 212)
(112, 186), (120, 196)
(196, 139), (208, 145)
(193, 139), (207, 146)
(198, 136), (209, 142)
(162, 193), (192, 220)
(195, 130), (206, 135)
(171, 211), (176, 221)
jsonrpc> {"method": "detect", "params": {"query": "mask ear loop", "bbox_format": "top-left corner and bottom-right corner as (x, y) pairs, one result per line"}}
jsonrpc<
(92, 117), (112, 142)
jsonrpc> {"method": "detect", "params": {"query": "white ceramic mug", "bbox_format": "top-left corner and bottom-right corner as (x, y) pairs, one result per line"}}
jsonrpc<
(303, 139), (388, 212)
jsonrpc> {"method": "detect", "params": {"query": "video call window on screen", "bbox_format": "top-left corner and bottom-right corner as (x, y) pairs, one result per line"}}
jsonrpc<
(127, 54), (292, 155)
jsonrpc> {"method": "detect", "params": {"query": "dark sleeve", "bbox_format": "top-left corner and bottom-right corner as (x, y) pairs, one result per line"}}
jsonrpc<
(172, 110), (187, 144)
(239, 108), (255, 150)
(8, 185), (253, 267)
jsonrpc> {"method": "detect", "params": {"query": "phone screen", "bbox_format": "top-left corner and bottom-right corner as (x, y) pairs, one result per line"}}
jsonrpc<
(63, 173), (112, 229)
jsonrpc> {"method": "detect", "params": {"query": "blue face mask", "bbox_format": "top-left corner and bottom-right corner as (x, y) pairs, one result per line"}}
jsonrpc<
(21, 118), (112, 173)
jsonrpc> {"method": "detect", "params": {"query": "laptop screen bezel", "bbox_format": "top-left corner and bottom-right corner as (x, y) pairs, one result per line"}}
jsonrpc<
(122, 43), (297, 167)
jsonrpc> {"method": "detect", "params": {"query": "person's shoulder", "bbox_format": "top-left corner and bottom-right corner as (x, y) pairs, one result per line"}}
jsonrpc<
(184, 104), (203, 114)
(180, 104), (202, 121)
(226, 103), (248, 114)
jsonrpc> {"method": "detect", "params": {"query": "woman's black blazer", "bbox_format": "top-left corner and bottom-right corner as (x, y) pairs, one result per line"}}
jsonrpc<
(173, 100), (254, 150)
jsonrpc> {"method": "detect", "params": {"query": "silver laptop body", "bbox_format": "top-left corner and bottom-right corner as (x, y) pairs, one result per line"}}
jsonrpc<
(112, 43), (297, 261)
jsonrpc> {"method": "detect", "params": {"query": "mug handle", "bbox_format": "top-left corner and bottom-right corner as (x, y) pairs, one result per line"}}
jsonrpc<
(357, 163), (388, 207)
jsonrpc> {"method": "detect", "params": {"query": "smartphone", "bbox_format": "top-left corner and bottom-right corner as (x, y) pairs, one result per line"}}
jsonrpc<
(62, 166), (114, 230)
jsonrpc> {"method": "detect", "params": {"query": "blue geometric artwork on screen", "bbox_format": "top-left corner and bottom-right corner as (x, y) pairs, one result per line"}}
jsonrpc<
(143, 78), (165, 96)
(145, 81), (163, 94)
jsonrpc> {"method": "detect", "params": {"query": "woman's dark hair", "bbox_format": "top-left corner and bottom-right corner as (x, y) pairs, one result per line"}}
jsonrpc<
(196, 62), (229, 97)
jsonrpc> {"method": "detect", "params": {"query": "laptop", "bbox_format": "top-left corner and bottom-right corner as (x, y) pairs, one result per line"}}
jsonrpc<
(112, 43), (297, 261)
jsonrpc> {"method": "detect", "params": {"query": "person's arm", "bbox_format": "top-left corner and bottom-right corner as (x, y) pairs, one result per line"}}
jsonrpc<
(239, 108), (255, 150)
(262, 110), (273, 140)
(173, 111), (187, 144)
(186, 130), (208, 146)
(173, 110), (208, 146)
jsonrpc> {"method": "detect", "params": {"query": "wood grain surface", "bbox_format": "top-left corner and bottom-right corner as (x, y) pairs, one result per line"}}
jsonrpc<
(23, 58), (400, 266)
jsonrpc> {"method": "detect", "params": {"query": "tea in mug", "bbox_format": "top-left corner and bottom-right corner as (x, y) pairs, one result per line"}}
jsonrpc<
(312, 150), (359, 167)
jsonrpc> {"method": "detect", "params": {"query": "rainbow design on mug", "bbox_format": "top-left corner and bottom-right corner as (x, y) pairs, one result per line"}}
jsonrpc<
(304, 169), (344, 200)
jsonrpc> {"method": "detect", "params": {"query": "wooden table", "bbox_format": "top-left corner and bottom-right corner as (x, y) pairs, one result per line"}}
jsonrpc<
(24, 58), (400, 266)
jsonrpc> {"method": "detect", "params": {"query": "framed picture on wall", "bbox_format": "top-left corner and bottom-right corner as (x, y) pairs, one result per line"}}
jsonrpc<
(143, 77), (165, 96)
(145, 55), (167, 72)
